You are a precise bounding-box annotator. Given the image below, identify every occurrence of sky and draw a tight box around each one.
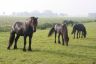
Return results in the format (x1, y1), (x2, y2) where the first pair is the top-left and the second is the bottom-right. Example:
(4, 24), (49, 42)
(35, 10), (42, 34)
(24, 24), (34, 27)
(0, 0), (96, 16)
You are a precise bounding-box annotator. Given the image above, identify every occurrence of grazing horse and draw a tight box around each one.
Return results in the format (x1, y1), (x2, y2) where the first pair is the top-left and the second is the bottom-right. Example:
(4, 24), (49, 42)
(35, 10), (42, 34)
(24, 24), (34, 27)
(7, 17), (38, 51)
(71, 24), (87, 39)
(48, 24), (69, 46)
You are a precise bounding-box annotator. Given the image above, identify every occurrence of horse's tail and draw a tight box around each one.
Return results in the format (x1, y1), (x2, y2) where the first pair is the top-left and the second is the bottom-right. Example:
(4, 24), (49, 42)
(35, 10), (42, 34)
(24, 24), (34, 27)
(48, 26), (55, 37)
(7, 31), (15, 49)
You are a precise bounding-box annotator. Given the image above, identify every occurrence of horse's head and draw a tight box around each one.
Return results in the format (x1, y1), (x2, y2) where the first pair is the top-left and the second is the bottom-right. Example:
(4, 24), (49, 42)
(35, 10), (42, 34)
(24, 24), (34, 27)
(28, 17), (38, 32)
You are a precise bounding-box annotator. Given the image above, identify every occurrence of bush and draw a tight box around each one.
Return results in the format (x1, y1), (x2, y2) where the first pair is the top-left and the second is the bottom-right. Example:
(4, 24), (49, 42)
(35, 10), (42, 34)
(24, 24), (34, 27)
(37, 23), (52, 30)
(37, 23), (57, 30)
(0, 25), (11, 32)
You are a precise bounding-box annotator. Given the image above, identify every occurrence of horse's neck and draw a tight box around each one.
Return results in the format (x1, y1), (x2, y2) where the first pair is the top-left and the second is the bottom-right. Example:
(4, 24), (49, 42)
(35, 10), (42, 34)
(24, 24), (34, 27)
(25, 21), (33, 31)
(62, 26), (68, 38)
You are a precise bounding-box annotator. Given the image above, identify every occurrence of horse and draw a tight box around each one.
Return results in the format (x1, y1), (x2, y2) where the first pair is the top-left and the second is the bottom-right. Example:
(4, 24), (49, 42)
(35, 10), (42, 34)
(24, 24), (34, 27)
(48, 24), (69, 46)
(71, 24), (87, 39)
(7, 17), (38, 51)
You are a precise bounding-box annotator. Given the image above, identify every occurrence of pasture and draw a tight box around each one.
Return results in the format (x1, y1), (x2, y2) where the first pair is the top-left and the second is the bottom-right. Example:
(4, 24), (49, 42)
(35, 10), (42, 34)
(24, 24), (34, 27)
(0, 16), (96, 64)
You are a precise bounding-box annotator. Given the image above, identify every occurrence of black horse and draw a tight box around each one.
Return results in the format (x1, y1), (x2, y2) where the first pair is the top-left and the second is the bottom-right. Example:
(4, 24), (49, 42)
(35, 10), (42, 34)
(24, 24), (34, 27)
(7, 17), (38, 51)
(48, 24), (69, 46)
(71, 24), (87, 39)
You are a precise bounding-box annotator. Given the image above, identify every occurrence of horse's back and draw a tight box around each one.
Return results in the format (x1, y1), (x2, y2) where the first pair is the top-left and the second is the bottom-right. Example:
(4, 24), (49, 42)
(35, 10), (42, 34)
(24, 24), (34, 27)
(54, 24), (67, 33)
(11, 21), (25, 35)
(54, 24), (62, 33)
(74, 24), (85, 31)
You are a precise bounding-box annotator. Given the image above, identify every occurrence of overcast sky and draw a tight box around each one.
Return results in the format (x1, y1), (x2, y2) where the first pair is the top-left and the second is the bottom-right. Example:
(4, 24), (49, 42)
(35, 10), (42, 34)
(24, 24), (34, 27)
(0, 0), (96, 16)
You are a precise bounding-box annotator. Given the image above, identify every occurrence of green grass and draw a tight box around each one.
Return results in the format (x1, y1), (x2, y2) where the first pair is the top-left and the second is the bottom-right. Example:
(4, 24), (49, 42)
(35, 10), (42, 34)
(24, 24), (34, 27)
(0, 22), (96, 64)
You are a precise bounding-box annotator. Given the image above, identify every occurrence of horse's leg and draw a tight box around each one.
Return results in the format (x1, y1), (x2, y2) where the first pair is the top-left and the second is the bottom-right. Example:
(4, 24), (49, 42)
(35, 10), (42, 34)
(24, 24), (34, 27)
(58, 33), (61, 44)
(28, 35), (32, 51)
(81, 32), (83, 38)
(23, 36), (27, 51)
(81, 32), (84, 38)
(7, 31), (15, 49)
(66, 41), (68, 46)
(62, 35), (64, 45)
(14, 35), (20, 49)
(73, 32), (75, 39)
(54, 31), (57, 43)
(79, 31), (80, 38)
(77, 31), (79, 39)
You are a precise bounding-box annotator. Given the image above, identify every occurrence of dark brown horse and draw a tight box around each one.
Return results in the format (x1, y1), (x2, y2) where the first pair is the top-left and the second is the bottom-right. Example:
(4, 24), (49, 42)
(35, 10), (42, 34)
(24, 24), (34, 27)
(48, 24), (69, 46)
(7, 17), (38, 51)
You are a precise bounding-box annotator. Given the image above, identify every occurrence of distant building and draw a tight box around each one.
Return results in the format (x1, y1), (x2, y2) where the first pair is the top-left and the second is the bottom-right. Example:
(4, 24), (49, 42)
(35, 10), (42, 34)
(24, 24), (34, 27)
(88, 13), (96, 18)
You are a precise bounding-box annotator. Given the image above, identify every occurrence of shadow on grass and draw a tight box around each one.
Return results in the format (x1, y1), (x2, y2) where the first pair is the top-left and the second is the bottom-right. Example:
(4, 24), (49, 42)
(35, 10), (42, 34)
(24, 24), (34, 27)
(20, 48), (96, 61)
(9, 48), (41, 52)
(7, 44), (96, 58)
(6, 43), (96, 61)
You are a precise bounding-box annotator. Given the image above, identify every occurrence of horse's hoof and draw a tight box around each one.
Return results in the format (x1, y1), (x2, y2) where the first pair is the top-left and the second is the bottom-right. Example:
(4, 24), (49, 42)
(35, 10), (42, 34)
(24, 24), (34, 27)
(7, 47), (10, 50)
(66, 44), (68, 46)
(14, 48), (18, 50)
(28, 48), (32, 51)
(58, 42), (61, 44)
(58, 41), (61, 44)
(62, 44), (64, 45)
(23, 49), (26, 51)
(14, 47), (17, 49)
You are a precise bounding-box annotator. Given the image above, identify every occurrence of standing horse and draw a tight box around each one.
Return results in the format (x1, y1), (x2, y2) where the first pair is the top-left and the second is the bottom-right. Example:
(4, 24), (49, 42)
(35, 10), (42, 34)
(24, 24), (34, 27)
(7, 17), (38, 51)
(71, 24), (87, 39)
(48, 24), (69, 46)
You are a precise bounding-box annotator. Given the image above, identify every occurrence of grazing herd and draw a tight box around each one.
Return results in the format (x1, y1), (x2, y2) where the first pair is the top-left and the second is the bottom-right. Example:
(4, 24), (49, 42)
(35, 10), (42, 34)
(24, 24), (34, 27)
(7, 17), (87, 51)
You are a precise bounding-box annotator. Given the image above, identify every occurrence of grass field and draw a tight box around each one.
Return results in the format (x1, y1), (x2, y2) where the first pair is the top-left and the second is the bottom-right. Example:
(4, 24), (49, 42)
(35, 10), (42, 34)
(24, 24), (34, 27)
(0, 21), (96, 64)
